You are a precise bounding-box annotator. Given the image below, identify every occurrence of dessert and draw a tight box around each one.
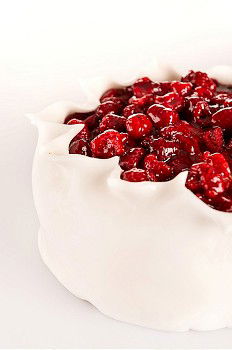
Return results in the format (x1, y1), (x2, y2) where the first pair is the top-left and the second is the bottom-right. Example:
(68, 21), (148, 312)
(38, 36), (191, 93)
(30, 66), (232, 331)
(65, 71), (232, 213)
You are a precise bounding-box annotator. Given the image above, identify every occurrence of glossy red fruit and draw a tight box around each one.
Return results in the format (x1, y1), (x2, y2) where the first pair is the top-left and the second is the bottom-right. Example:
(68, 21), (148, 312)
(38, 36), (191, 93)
(144, 154), (172, 181)
(90, 130), (126, 158)
(69, 139), (91, 156)
(160, 121), (199, 140)
(84, 114), (100, 130)
(211, 93), (232, 108)
(126, 113), (153, 139)
(202, 127), (224, 153)
(181, 70), (217, 92)
(132, 77), (155, 97)
(96, 100), (120, 117)
(99, 114), (126, 132)
(212, 107), (232, 129)
(210, 191), (232, 212)
(170, 81), (192, 96)
(123, 104), (142, 117)
(119, 147), (145, 170)
(194, 86), (214, 98)
(121, 168), (148, 182)
(174, 134), (201, 160)
(169, 153), (193, 175)
(147, 104), (179, 128)
(185, 96), (211, 126)
(158, 82), (172, 95)
(129, 94), (154, 107)
(186, 153), (231, 198)
(154, 92), (184, 111)
(142, 136), (180, 161)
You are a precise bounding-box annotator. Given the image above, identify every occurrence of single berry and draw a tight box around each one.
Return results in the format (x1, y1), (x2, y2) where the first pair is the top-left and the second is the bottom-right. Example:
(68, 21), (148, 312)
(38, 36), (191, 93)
(132, 77), (155, 97)
(170, 81), (192, 96)
(90, 130), (126, 158)
(126, 113), (153, 139)
(147, 104), (179, 128)
(96, 100), (120, 117)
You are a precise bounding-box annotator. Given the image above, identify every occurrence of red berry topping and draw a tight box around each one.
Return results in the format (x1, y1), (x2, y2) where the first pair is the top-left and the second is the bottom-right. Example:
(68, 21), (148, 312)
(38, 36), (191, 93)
(128, 94), (154, 107)
(119, 147), (145, 170)
(126, 113), (152, 139)
(132, 77), (155, 97)
(202, 127), (224, 153)
(154, 92), (184, 111)
(121, 168), (148, 182)
(147, 104), (179, 128)
(96, 101), (120, 117)
(144, 154), (172, 181)
(194, 86), (214, 98)
(99, 113), (126, 132)
(186, 153), (231, 198)
(123, 104), (142, 117)
(90, 130), (126, 158)
(64, 70), (232, 212)
(182, 70), (217, 92)
(212, 107), (232, 130)
(171, 81), (192, 96)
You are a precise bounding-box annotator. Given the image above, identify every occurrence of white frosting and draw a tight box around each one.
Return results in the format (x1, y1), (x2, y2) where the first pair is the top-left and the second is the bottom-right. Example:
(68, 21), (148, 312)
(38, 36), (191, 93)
(30, 65), (232, 331)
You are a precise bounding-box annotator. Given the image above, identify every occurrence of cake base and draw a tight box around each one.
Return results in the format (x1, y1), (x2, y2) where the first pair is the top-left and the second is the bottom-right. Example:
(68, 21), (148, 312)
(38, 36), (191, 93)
(38, 227), (232, 332)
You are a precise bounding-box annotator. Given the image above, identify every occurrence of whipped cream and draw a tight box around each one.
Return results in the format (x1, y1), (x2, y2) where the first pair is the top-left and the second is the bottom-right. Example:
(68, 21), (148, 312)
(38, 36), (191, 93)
(30, 65), (232, 331)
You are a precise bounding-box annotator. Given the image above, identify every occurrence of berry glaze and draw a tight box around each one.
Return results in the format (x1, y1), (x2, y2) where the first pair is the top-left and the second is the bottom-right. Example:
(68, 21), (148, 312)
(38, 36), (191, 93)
(64, 71), (232, 213)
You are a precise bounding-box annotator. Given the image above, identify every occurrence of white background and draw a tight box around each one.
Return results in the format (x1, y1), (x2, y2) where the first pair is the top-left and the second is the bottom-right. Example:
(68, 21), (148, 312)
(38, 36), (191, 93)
(1, 0), (232, 347)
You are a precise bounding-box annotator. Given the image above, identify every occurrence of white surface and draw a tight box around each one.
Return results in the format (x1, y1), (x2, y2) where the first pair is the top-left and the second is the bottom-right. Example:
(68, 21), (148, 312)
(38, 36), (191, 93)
(1, 0), (232, 347)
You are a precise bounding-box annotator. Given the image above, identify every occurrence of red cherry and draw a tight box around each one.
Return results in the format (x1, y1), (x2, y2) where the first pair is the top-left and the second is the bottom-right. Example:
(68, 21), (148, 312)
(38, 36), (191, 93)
(147, 104), (179, 128)
(170, 81), (192, 96)
(126, 113), (153, 139)
(96, 101), (120, 117)
(90, 130), (126, 158)
(132, 77), (155, 97)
